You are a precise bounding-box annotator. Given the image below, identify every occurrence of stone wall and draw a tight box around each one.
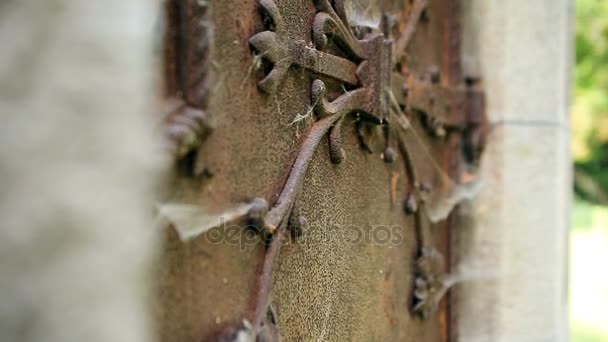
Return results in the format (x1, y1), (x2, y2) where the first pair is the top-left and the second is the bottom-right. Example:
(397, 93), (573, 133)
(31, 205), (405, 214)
(457, 0), (572, 341)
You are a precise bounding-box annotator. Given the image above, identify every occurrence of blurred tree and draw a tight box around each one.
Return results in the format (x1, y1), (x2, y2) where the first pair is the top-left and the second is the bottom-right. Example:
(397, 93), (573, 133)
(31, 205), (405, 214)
(573, 0), (608, 203)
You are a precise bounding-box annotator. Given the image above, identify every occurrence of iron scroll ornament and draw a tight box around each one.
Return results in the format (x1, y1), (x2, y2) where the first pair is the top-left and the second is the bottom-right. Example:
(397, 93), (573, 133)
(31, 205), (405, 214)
(167, 0), (489, 340)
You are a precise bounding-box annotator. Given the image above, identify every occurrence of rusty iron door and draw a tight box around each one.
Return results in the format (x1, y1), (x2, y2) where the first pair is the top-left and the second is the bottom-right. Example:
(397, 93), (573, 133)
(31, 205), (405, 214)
(157, 0), (486, 341)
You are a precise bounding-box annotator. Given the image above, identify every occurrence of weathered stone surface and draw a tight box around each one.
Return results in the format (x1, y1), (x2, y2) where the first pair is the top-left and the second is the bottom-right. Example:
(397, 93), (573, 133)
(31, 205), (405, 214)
(457, 0), (571, 340)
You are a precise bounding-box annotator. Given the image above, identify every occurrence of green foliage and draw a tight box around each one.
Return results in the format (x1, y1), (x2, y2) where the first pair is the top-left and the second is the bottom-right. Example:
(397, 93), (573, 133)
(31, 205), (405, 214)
(573, 0), (608, 203)
(572, 3), (608, 341)
(575, 0), (608, 95)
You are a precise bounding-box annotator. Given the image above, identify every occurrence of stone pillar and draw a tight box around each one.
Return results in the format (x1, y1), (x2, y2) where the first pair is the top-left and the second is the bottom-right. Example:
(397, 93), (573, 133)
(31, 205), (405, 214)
(457, 0), (572, 341)
(0, 1), (162, 341)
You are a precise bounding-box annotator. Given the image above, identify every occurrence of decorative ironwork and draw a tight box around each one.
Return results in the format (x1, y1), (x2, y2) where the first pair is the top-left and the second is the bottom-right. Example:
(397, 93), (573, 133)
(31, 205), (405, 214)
(162, 0), (213, 160)
(240, 0), (484, 333)
(164, 0), (489, 338)
(413, 247), (447, 319)
(240, 0), (487, 335)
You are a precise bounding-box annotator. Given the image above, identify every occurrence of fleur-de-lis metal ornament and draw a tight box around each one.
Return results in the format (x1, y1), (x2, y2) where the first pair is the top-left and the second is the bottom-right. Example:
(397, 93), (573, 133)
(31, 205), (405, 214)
(160, 0), (487, 339)
(241, 0), (487, 334)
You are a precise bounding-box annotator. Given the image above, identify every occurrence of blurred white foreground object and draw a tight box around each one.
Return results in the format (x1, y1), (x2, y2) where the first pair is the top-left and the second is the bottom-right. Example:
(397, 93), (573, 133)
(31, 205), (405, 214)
(0, 1), (162, 341)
